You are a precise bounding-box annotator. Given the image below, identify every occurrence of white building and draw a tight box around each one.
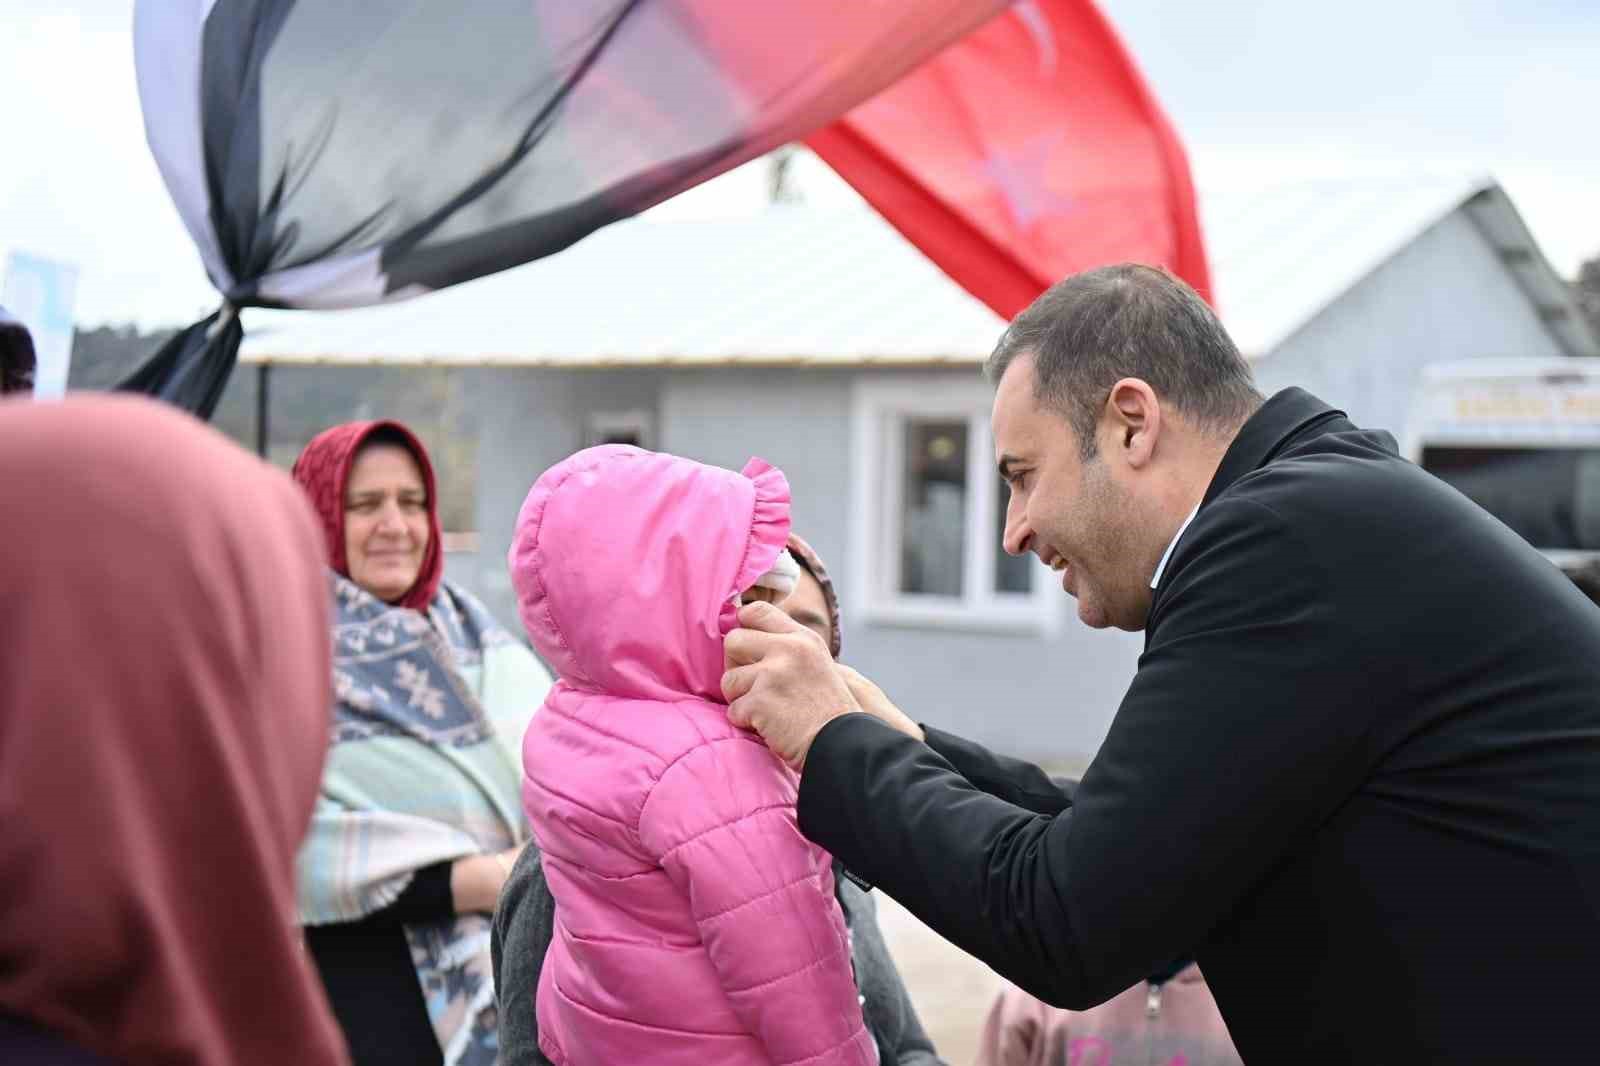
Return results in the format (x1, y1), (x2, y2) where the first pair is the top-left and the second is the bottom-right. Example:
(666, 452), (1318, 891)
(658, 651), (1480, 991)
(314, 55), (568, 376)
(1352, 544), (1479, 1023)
(243, 175), (1596, 762)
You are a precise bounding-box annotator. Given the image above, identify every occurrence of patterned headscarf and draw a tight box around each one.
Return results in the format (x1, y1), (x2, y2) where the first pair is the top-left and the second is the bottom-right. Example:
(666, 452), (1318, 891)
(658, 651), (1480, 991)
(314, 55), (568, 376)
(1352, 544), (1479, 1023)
(786, 533), (842, 659)
(292, 420), (444, 610)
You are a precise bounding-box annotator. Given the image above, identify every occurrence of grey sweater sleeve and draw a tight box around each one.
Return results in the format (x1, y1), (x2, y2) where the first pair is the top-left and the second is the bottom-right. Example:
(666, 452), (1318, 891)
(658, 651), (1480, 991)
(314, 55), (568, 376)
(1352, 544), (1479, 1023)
(838, 879), (949, 1066)
(491, 846), (557, 1066)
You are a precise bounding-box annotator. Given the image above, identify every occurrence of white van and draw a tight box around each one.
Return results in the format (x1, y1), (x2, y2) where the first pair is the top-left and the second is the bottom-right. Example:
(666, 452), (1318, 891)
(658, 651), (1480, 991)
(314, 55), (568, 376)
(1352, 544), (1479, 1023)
(1402, 359), (1600, 571)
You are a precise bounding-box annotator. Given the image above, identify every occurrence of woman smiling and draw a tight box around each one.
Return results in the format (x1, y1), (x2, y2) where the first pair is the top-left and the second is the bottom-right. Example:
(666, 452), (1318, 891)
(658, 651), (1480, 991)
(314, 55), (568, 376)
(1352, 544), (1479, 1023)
(292, 420), (552, 1066)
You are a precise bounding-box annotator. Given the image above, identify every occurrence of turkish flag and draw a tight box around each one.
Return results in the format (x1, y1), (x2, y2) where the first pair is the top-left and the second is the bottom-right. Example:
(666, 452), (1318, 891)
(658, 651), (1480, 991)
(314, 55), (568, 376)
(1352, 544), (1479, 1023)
(807, 0), (1212, 317)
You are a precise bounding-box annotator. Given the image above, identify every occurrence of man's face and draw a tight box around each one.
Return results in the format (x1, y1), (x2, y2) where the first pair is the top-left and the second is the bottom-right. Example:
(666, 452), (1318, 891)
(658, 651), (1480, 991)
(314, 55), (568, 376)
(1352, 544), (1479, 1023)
(993, 356), (1155, 631)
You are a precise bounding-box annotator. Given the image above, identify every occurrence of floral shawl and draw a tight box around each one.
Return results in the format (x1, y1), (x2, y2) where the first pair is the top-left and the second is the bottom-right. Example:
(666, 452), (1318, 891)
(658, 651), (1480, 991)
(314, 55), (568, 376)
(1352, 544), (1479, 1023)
(298, 574), (551, 1065)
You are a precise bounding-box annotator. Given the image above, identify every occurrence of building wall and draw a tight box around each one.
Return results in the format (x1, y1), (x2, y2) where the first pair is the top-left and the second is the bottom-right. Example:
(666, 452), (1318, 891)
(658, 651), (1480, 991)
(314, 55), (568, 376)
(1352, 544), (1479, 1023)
(462, 366), (669, 628)
(1251, 209), (1569, 437)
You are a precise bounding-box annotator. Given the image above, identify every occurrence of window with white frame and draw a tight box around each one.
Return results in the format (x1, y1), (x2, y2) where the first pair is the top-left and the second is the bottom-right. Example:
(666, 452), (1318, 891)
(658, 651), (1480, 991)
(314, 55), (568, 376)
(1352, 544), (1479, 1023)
(852, 378), (1057, 632)
(585, 410), (654, 450)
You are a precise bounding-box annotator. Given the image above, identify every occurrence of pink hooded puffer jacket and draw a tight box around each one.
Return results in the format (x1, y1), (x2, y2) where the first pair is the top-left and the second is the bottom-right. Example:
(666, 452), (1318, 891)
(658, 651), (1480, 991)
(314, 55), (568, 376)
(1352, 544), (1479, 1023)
(510, 446), (875, 1066)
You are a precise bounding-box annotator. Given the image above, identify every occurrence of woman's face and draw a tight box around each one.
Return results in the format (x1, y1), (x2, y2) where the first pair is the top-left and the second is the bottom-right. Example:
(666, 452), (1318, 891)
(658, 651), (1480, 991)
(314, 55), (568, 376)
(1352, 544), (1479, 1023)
(780, 569), (834, 653)
(344, 443), (429, 603)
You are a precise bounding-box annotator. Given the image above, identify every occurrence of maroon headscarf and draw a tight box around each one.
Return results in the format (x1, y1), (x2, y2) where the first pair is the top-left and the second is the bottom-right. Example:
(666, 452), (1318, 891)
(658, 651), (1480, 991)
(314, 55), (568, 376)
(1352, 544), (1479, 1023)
(0, 395), (346, 1066)
(786, 533), (842, 659)
(291, 420), (444, 610)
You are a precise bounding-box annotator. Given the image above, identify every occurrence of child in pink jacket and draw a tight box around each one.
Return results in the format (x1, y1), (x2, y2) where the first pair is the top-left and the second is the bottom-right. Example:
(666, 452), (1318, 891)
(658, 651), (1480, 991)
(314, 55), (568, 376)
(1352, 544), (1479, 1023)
(510, 446), (876, 1066)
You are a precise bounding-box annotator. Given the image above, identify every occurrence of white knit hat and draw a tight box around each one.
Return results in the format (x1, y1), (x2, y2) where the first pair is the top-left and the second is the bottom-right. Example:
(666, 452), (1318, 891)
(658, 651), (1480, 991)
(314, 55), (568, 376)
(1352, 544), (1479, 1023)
(747, 548), (802, 598)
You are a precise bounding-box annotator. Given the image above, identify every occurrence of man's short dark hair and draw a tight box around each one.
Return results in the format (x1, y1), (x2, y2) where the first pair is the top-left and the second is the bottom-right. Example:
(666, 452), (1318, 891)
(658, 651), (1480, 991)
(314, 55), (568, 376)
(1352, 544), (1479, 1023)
(985, 264), (1261, 456)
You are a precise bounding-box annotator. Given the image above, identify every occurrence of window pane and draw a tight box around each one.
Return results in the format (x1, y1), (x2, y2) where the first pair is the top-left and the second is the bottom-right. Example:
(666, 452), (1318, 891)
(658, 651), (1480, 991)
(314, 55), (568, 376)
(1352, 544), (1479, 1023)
(1421, 446), (1600, 550)
(995, 477), (1032, 594)
(586, 413), (650, 450)
(899, 419), (968, 597)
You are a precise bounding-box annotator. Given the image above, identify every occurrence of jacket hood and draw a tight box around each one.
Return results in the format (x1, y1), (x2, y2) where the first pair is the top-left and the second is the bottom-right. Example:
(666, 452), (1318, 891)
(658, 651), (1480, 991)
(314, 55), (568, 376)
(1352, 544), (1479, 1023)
(509, 446), (791, 701)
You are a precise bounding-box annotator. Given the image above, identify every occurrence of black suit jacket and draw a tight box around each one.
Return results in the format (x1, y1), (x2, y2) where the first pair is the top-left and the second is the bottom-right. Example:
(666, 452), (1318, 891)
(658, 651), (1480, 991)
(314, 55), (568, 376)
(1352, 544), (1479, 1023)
(799, 388), (1600, 1063)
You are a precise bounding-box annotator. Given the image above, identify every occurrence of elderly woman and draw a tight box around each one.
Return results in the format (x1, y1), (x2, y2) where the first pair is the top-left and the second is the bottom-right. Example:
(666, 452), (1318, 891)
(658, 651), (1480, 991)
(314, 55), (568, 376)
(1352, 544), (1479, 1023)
(292, 420), (552, 1066)
(0, 396), (344, 1066)
(490, 533), (947, 1066)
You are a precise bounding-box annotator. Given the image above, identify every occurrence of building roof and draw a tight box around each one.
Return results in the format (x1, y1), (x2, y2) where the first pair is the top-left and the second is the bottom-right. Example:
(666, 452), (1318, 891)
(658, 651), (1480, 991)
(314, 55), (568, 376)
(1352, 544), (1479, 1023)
(245, 205), (1004, 367)
(240, 174), (1596, 366)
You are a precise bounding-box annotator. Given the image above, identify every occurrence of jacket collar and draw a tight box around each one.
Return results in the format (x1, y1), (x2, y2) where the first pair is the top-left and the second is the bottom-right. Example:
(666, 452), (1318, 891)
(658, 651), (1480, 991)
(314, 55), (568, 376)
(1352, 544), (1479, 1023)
(1201, 387), (1347, 508)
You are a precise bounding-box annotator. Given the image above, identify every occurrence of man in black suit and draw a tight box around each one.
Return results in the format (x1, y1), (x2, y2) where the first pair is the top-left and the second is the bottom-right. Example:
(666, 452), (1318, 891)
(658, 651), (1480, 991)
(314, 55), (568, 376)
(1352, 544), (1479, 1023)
(721, 264), (1600, 1062)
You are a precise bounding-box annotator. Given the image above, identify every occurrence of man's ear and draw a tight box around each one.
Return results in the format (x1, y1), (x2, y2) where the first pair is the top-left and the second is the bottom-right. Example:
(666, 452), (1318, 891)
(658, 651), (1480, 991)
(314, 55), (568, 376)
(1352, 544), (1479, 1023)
(1104, 378), (1161, 469)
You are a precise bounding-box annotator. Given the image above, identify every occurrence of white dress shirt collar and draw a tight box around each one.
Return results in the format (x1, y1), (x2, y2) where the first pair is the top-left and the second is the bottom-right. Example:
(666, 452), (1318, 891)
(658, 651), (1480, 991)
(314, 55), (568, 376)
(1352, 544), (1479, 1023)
(1150, 505), (1201, 589)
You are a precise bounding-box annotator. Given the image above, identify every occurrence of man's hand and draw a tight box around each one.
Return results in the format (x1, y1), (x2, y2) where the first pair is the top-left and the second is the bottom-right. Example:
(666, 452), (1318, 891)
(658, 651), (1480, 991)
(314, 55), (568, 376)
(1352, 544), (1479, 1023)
(723, 601), (861, 770)
(835, 664), (925, 742)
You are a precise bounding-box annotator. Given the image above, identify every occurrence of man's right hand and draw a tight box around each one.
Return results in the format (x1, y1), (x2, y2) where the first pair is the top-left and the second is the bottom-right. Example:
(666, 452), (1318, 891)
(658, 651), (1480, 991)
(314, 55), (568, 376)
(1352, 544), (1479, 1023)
(835, 664), (924, 742)
(723, 602), (860, 771)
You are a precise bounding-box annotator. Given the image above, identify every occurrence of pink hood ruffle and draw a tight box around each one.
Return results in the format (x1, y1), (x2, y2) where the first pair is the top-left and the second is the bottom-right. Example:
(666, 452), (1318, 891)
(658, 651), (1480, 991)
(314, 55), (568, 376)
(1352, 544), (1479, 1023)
(509, 445), (791, 703)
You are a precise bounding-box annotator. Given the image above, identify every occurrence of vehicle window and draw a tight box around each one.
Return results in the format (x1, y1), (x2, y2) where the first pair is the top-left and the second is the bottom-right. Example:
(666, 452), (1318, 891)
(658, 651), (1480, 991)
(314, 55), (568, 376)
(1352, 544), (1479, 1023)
(1420, 447), (1600, 551)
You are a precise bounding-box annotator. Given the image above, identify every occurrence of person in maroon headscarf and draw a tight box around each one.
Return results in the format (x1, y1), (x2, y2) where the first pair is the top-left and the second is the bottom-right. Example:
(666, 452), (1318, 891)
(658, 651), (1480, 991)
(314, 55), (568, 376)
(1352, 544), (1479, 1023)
(291, 421), (447, 612)
(0, 395), (345, 1066)
(291, 421), (551, 1066)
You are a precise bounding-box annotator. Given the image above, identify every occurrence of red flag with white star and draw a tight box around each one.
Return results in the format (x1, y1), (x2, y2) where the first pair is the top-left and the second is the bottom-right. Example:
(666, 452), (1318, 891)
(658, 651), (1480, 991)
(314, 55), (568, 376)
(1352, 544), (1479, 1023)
(806, 0), (1212, 317)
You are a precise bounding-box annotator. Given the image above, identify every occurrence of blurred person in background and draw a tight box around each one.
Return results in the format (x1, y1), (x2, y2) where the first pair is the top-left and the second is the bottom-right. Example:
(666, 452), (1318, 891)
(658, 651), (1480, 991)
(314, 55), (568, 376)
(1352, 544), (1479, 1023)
(491, 532), (946, 1066)
(0, 395), (345, 1065)
(0, 304), (35, 395)
(977, 957), (1240, 1066)
(292, 420), (552, 1066)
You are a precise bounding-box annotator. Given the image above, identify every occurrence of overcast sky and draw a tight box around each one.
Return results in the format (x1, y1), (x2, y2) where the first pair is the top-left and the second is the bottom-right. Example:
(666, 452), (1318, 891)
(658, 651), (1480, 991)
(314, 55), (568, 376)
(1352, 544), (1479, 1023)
(2, 0), (1594, 328)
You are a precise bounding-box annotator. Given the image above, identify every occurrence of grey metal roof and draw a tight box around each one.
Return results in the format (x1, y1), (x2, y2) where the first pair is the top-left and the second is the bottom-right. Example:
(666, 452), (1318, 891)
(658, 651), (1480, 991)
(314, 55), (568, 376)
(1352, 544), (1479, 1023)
(240, 174), (1595, 366)
(241, 206), (1003, 367)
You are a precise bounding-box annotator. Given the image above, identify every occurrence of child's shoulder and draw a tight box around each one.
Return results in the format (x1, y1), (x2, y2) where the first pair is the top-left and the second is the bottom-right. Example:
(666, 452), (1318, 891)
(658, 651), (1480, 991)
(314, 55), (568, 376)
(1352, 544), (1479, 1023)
(637, 703), (800, 834)
(653, 697), (765, 759)
(531, 690), (758, 771)
(641, 700), (792, 791)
